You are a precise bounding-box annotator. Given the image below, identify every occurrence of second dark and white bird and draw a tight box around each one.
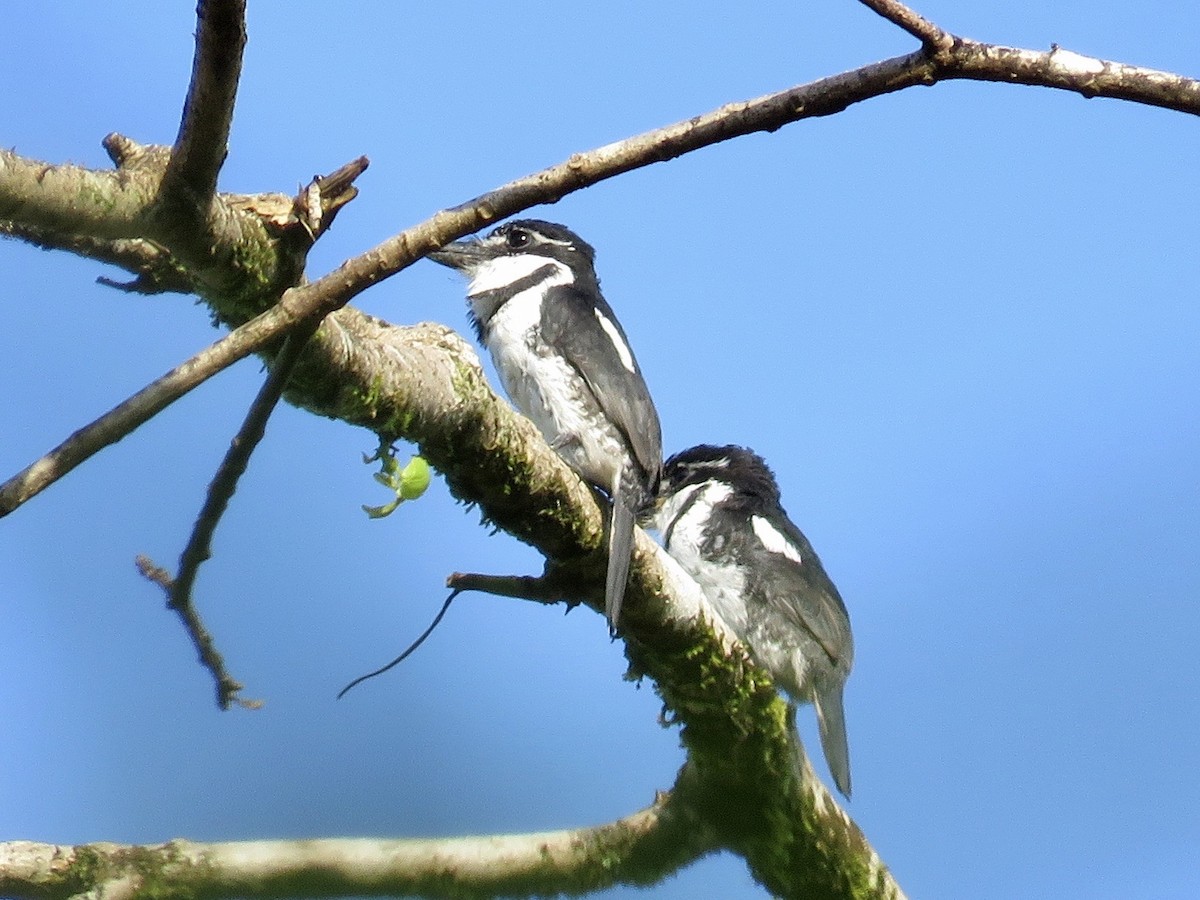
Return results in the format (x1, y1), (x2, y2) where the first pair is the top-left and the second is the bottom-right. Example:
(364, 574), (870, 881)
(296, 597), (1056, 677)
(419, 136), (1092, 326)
(652, 444), (854, 797)
(428, 220), (662, 630)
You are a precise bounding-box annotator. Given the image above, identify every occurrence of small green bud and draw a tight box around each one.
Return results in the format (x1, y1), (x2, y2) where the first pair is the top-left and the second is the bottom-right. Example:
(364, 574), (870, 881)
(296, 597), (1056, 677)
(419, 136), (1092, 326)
(398, 456), (431, 500)
(362, 446), (432, 518)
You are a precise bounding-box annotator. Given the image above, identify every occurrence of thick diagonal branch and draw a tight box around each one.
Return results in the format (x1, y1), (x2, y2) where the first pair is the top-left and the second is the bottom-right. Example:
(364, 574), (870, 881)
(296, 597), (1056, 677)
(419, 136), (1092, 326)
(12, 35), (1180, 517)
(5, 35), (1195, 328)
(0, 288), (323, 517)
(268, 313), (900, 896)
(0, 156), (368, 518)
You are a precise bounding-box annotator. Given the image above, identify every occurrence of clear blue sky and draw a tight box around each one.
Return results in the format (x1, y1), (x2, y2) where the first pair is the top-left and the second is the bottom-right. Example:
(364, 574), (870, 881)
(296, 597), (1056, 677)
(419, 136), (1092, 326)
(2, 2), (1198, 898)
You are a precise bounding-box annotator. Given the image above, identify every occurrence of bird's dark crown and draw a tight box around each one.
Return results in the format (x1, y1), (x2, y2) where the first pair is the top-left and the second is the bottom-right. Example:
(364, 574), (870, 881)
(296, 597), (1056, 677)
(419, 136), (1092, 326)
(662, 444), (782, 505)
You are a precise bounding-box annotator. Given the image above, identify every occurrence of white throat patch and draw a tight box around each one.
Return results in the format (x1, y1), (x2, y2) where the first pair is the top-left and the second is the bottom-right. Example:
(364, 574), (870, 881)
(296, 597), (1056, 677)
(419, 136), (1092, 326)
(466, 254), (572, 298)
(655, 480), (750, 634)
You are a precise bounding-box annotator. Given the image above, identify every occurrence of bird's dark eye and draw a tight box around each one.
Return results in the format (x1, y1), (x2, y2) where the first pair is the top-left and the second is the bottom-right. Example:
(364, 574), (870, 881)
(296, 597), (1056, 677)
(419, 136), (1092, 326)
(505, 228), (531, 251)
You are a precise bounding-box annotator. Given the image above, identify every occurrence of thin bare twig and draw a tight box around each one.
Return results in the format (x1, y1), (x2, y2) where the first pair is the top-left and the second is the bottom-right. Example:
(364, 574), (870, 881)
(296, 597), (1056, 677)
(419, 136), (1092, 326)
(135, 555), (255, 709)
(445, 571), (577, 605)
(139, 321), (322, 708)
(337, 571), (590, 699)
(250, 37), (1200, 322)
(857, 0), (951, 49)
(160, 0), (246, 214)
(172, 324), (319, 606)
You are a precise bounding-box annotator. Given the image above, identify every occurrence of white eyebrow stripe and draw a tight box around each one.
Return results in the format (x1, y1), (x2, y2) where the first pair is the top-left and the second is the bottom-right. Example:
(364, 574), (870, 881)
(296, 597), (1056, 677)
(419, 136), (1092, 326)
(752, 515), (804, 565)
(594, 308), (636, 373)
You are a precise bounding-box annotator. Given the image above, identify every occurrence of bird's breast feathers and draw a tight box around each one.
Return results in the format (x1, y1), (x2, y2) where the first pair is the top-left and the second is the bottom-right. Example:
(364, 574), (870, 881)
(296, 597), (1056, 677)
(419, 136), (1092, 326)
(483, 282), (625, 491)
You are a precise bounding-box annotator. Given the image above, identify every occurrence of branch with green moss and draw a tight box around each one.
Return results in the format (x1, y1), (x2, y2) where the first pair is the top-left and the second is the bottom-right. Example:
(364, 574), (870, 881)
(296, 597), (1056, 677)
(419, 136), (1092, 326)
(0, 608), (899, 900)
(0, 790), (716, 900)
(0, 305), (906, 897)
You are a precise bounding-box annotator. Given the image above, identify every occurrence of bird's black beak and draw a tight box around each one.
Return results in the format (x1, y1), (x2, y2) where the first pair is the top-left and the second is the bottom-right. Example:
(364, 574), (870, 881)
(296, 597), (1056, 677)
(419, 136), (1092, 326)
(427, 239), (490, 273)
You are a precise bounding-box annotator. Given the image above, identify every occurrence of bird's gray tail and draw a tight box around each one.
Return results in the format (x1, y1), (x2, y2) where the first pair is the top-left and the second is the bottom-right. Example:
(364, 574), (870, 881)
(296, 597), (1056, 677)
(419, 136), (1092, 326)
(605, 484), (637, 631)
(814, 682), (852, 799)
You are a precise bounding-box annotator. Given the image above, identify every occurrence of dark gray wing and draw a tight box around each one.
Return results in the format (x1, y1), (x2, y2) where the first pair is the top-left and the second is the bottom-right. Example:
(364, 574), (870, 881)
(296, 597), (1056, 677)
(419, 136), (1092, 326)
(540, 285), (663, 486)
(722, 502), (854, 795)
(736, 507), (853, 675)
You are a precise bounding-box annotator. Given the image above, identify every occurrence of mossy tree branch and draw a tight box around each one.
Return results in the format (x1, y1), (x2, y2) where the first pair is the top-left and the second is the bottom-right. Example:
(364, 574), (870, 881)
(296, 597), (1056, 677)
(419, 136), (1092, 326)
(0, 788), (717, 900)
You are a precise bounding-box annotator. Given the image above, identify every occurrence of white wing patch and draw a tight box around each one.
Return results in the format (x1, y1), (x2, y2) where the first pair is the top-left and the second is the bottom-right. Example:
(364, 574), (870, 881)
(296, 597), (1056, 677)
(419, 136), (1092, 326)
(594, 308), (636, 374)
(466, 255), (570, 297)
(752, 516), (804, 565)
